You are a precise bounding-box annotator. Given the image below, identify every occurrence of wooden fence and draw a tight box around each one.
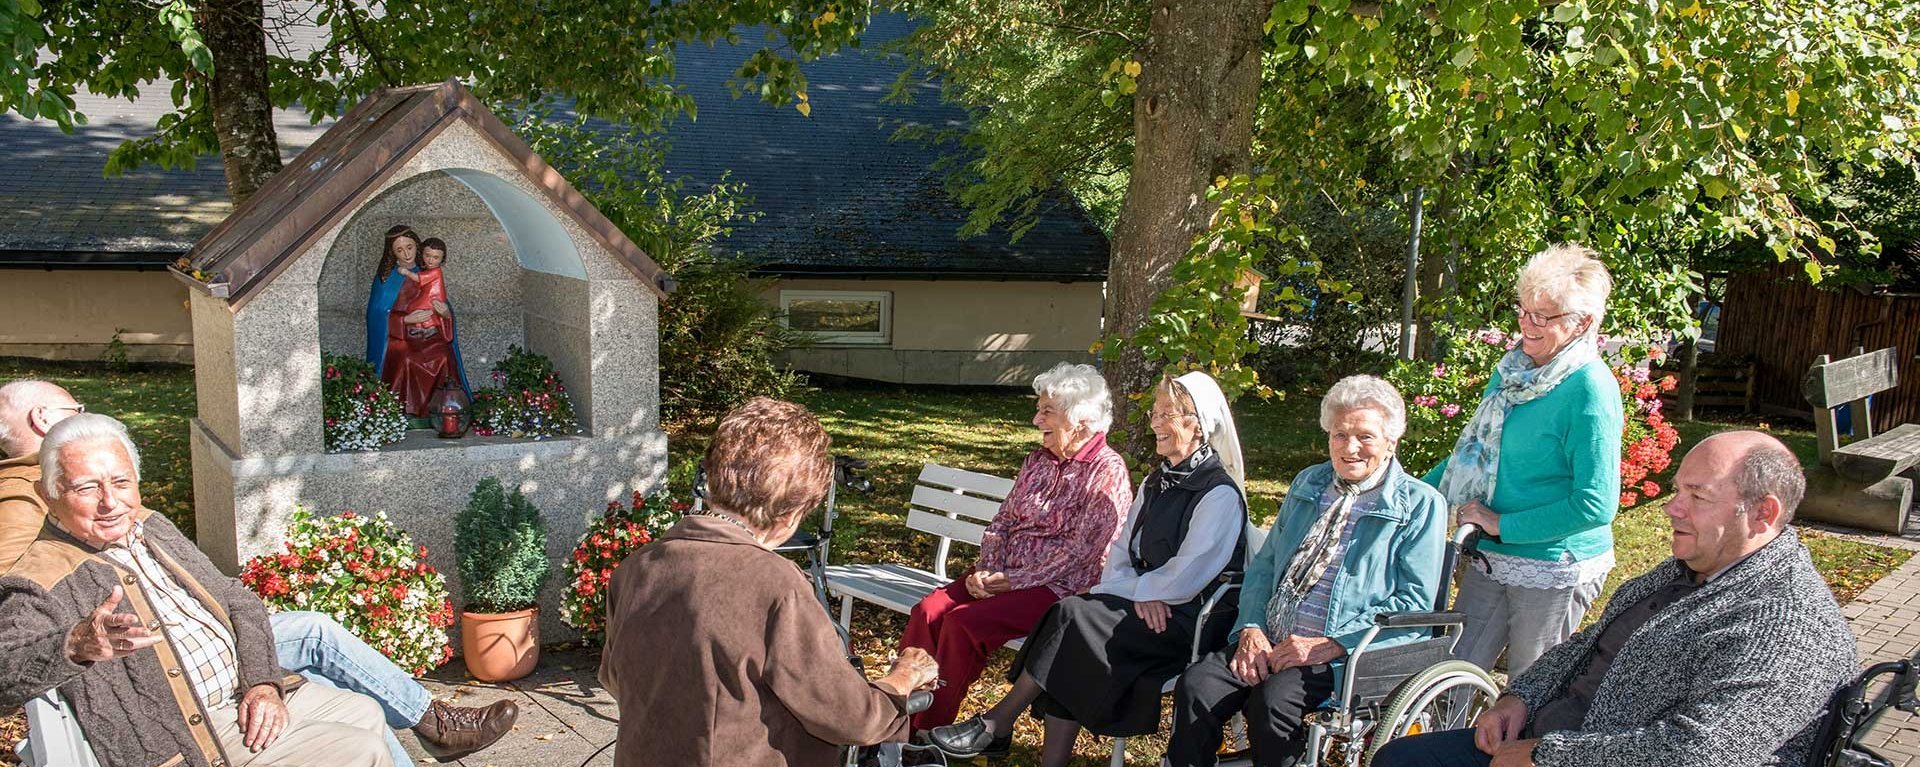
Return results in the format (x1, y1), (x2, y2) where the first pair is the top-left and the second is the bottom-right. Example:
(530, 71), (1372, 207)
(1716, 265), (1920, 433)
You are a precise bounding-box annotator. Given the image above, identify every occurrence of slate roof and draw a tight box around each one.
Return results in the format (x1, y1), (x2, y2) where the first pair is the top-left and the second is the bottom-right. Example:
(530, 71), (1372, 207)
(0, 14), (1109, 280)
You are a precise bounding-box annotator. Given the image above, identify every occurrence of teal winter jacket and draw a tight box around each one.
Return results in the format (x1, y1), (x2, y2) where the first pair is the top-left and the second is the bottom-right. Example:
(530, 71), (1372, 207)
(1233, 459), (1449, 660)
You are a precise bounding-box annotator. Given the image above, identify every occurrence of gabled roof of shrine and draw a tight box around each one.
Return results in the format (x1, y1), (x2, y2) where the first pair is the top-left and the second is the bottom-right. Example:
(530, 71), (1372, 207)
(175, 80), (672, 309)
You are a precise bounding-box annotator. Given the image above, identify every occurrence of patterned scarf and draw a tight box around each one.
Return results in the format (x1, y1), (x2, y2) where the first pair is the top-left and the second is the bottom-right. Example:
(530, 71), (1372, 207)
(1264, 460), (1391, 639)
(1435, 335), (1599, 510)
(1153, 442), (1219, 494)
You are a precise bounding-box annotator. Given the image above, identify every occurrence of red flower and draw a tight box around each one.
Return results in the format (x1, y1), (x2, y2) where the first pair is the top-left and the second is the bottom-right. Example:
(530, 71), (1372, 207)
(1641, 480), (1661, 497)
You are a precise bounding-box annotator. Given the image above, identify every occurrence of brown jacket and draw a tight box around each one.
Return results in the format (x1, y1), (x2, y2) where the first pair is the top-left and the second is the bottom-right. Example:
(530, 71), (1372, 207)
(0, 452), (44, 571)
(0, 508), (297, 767)
(599, 515), (911, 767)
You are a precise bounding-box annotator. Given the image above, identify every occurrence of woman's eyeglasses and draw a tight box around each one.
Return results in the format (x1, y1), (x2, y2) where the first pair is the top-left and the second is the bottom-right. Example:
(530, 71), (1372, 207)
(1514, 304), (1577, 326)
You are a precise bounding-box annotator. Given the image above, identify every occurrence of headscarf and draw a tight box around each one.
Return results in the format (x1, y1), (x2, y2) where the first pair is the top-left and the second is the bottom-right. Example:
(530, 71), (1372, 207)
(1169, 371), (1246, 503)
(1436, 334), (1600, 509)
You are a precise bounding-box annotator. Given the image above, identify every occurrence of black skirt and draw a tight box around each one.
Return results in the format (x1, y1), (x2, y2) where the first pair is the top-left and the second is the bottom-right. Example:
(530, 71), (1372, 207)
(1008, 591), (1235, 737)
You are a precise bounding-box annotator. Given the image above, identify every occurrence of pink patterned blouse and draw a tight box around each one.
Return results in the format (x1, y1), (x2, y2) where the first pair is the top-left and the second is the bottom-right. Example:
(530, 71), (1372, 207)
(974, 433), (1132, 597)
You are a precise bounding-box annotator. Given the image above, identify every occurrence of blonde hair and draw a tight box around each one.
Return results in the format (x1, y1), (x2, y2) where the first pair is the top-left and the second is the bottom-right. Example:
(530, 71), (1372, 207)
(1515, 243), (1612, 333)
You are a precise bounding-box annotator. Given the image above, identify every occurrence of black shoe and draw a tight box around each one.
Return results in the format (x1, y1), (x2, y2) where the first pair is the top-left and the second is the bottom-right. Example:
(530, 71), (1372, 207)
(928, 716), (1010, 758)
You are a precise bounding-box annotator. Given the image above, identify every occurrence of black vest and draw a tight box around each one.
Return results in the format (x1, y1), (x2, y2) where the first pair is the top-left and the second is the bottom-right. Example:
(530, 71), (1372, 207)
(1130, 462), (1247, 586)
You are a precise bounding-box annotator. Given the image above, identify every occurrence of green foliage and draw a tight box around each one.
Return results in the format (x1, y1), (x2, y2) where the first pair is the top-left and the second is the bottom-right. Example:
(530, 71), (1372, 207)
(102, 327), (132, 373)
(1382, 326), (1513, 473)
(468, 345), (579, 440)
(508, 108), (805, 431)
(455, 477), (550, 614)
(8, 1), (882, 183)
(320, 353), (407, 453)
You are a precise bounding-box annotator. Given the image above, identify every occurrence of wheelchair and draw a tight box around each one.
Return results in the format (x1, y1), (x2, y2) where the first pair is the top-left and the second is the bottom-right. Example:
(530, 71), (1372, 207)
(1813, 653), (1919, 767)
(1208, 524), (1502, 767)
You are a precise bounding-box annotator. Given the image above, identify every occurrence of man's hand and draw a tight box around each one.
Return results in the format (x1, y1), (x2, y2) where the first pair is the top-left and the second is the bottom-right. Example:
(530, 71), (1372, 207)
(1266, 634), (1345, 672)
(1230, 630), (1274, 685)
(238, 684), (288, 752)
(1489, 737), (1540, 767)
(978, 572), (1013, 595)
(1134, 600), (1171, 634)
(1459, 500), (1500, 536)
(65, 587), (162, 664)
(1474, 695), (1530, 755)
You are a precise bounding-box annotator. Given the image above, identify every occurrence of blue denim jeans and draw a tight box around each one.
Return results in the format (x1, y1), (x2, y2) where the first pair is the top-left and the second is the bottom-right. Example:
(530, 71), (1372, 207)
(1370, 728), (1493, 767)
(270, 611), (429, 767)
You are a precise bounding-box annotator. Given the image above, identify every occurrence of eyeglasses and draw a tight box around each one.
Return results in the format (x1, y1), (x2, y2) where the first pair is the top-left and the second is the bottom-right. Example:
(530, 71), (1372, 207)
(47, 403), (85, 415)
(1514, 304), (1579, 326)
(1149, 409), (1195, 424)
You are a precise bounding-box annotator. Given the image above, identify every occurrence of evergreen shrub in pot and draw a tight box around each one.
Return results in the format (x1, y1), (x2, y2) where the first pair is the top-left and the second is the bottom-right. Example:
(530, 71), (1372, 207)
(455, 477), (551, 681)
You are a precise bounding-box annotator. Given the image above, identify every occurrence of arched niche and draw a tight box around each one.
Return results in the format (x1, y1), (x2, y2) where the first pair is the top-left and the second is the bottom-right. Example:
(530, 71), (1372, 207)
(315, 168), (596, 434)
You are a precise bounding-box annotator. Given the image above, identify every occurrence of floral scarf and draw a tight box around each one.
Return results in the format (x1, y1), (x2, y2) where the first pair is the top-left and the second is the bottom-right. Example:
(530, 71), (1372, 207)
(1436, 334), (1599, 510)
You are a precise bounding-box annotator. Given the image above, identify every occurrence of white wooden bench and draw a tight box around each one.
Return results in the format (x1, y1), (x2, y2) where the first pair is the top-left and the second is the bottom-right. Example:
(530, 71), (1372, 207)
(823, 463), (1023, 648)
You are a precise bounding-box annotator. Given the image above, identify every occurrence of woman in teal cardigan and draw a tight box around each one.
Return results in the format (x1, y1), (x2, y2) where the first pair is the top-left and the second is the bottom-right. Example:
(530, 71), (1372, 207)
(1166, 375), (1447, 766)
(1425, 244), (1623, 677)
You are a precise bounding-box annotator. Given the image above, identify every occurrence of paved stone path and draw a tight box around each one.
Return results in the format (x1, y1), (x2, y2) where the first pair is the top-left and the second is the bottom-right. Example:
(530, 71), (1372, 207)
(408, 534), (1920, 767)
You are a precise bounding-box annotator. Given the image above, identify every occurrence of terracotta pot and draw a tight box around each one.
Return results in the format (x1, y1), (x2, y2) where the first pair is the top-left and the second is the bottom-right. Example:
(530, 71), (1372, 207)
(459, 606), (540, 682)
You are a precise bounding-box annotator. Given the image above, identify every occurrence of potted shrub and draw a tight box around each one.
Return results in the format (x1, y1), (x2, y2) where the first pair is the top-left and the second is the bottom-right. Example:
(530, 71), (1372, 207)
(455, 477), (551, 681)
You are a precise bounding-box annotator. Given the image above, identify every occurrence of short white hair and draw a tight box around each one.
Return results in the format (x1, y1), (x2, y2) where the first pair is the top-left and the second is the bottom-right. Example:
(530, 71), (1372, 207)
(1032, 362), (1114, 433)
(1319, 375), (1407, 442)
(0, 379), (68, 457)
(38, 414), (141, 498)
(1515, 243), (1613, 333)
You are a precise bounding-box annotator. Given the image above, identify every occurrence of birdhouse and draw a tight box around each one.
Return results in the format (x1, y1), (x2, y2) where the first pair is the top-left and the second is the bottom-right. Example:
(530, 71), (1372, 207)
(1236, 267), (1267, 317)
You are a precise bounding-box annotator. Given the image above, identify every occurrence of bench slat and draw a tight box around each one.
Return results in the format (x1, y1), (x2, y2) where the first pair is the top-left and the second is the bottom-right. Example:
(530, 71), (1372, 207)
(918, 464), (1016, 499)
(906, 508), (987, 546)
(911, 485), (1004, 523)
(824, 563), (1025, 651)
(1833, 423), (1920, 483)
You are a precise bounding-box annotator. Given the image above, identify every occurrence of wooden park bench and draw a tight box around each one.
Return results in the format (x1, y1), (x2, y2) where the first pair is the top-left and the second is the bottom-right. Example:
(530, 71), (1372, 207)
(1800, 348), (1918, 533)
(823, 463), (1025, 648)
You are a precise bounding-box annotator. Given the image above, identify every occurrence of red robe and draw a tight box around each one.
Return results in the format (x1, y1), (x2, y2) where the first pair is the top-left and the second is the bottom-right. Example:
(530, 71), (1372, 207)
(381, 269), (456, 417)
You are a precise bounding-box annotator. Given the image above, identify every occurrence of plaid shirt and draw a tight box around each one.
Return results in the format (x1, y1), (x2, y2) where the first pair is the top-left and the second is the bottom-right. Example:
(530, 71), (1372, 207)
(99, 523), (241, 710)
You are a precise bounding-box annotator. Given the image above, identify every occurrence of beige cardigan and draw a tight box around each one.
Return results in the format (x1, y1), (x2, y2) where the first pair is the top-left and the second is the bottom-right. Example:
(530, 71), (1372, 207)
(599, 514), (911, 767)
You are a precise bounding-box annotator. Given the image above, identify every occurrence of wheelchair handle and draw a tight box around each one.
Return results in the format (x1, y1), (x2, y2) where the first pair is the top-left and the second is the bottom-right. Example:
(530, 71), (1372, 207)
(834, 453), (874, 494)
(905, 691), (935, 715)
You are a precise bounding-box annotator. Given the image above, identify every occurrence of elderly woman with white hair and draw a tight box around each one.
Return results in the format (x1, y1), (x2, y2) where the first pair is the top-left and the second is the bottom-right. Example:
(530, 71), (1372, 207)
(1167, 375), (1447, 766)
(1425, 244), (1624, 677)
(896, 362), (1133, 731)
(932, 371), (1247, 766)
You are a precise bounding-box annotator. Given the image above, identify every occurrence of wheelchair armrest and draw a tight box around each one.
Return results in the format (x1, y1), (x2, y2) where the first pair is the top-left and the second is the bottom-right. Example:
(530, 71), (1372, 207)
(1374, 610), (1467, 629)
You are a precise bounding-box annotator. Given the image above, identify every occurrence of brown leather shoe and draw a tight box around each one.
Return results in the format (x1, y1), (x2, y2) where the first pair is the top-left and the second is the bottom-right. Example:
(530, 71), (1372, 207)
(413, 698), (520, 762)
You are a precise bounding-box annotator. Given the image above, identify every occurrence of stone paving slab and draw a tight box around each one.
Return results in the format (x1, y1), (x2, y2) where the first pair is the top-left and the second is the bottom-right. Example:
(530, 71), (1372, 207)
(1844, 550), (1920, 765)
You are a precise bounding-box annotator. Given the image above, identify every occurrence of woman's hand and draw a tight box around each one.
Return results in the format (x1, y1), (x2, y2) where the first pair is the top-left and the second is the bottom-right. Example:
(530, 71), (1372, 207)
(1473, 695), (1530, 754)
(876, 647), (941, 695)
(1459, 500), (1500, 536)
(964, 571), (992, 599)
(1266, 634), (1345, 672)
(1231, 630), (1274, 685)
(1134, 600), (1171, 634)
(404, 309), (435, 324)
(978, 572), (1012, 595)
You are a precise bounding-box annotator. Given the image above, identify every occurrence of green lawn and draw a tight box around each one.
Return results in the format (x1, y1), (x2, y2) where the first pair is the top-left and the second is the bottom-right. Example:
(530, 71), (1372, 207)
(3, 360), (1907, 767)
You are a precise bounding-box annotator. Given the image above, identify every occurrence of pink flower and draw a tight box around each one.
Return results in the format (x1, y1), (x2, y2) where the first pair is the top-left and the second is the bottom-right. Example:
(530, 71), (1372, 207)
(1441, 403), (1462, 418)
(1431, 365), (1448, 378)
(1414, 395), (1440, 408)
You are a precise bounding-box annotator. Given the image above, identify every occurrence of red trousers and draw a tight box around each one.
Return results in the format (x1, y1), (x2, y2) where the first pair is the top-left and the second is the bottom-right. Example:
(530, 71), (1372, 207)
(900, 579), (1060, 729)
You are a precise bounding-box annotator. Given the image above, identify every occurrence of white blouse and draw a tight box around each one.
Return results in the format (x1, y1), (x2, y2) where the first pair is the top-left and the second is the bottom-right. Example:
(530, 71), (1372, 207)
(1090, 484), (1243, 605)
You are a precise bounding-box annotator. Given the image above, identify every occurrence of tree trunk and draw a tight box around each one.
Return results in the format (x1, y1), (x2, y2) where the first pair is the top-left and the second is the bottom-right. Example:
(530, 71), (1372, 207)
(1103, 0), (1270, 460)
(202, 0), (282, 203)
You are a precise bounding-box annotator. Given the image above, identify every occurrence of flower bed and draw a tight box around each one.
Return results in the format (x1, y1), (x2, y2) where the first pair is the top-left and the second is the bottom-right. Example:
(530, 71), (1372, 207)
(1389, 329), (1681, 509)
(321, 354), (407, 452)
(241, 508), (455, 674)
(562, 491), (686, 639)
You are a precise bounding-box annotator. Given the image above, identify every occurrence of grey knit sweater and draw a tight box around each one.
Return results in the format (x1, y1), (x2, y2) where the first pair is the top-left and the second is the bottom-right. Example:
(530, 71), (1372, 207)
(1508, 528), (1857, 767)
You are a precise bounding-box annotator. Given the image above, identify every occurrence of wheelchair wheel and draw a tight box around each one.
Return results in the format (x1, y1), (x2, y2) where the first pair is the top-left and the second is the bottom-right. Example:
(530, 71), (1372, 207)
(1364, 659), (1500, 765)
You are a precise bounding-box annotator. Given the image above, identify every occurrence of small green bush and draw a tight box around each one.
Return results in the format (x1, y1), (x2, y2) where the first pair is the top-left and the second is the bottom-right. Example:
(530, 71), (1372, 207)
(455, 477), (551, 613)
